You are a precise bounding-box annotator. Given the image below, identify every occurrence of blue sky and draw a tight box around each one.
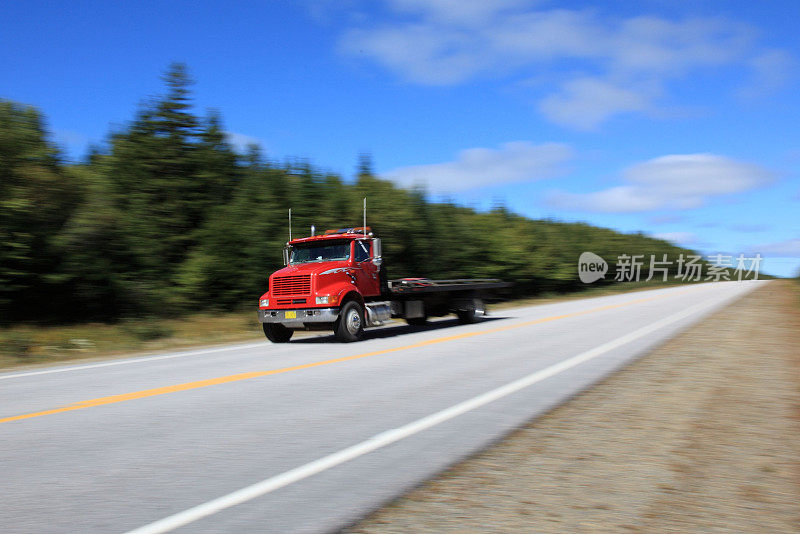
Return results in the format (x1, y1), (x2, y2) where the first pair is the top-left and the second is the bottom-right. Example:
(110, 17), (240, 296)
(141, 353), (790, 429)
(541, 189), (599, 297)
(2, 0), (798, 275)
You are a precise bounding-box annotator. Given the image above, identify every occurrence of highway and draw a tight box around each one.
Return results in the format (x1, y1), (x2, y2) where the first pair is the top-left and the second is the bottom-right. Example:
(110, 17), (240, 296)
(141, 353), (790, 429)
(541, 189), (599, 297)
(0, 281), (762, 533)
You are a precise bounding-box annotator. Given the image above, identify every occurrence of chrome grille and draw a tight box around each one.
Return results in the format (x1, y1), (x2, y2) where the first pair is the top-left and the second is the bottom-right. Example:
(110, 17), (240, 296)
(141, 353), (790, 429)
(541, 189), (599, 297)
(272, 275), (311, 296)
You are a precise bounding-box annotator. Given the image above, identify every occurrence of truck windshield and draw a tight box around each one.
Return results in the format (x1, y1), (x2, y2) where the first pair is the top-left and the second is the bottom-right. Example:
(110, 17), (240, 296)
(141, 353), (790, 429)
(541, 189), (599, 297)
(290, 240), (351, 264)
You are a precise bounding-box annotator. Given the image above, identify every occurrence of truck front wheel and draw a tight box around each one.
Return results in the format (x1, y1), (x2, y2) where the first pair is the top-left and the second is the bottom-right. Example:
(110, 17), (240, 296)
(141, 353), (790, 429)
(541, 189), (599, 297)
(335, 301), (365, 342)
(263, 323), (293, 343)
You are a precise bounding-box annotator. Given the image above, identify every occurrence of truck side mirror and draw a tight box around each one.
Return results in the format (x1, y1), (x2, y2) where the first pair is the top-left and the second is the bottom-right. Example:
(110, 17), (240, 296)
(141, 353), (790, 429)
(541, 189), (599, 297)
(372, 238), (382, 267)
(282, 246), (290, 266)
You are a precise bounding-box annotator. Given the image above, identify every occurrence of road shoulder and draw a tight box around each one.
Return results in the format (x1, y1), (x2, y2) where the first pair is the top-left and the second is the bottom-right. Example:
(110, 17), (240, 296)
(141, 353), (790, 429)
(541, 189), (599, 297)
(348, 280), (800, 533)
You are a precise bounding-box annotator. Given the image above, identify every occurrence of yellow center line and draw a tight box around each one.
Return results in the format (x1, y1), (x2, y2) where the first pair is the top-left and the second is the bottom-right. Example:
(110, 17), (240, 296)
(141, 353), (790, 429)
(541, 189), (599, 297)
(0, 289), (687, 425)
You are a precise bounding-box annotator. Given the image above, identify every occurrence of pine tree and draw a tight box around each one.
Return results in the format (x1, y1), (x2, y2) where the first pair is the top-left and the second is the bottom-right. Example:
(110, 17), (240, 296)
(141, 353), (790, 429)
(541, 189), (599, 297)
(99, 63), (240, 312)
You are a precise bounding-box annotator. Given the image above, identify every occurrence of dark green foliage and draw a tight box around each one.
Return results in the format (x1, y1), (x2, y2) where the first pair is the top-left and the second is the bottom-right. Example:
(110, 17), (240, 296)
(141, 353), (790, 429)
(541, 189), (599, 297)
(0, 65), (707, 324)
(91, 63), (242, 314)
(52, 165), (137, 318)
(0, 100), (81, 321)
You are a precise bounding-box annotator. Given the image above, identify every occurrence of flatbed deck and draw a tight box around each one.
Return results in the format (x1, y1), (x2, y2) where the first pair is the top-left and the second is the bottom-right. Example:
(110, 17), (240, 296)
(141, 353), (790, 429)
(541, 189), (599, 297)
(387, 278), (511, 296)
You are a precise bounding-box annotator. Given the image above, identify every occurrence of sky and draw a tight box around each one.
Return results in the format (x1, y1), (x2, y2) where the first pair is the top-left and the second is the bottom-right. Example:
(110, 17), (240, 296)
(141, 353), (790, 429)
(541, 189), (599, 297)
(2, 0), (798, 275)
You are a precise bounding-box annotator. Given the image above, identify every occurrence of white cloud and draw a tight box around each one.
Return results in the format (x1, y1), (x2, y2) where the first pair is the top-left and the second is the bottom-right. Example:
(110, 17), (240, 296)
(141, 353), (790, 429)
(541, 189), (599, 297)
(626, 154), (770, 196)
(388, 0), (529, 26)
(336, 2), (788, 128)
(342, 24), (484, 84)
(538, 77), (652, 130)
(755, 238), (800, 257)
(548, 153), (773, 213)
(549, 186), (661, 213)
(384, 141), (573, 192)
(609, 16), (749, 75)
(738, 49), (795, 98)
(730, 223), (770, 233)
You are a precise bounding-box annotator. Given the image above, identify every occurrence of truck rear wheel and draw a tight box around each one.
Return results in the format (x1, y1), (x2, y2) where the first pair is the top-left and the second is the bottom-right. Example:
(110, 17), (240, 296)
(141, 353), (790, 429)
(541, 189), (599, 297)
(335, 301), (365, 342)
(263, 323), (293, 343)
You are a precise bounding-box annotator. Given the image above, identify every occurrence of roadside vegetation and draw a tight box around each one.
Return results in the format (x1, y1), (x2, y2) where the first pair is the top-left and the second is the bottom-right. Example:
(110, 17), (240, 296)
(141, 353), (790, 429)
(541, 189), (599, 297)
(0, 310), (261, 370)
(1, 63), (744, 367)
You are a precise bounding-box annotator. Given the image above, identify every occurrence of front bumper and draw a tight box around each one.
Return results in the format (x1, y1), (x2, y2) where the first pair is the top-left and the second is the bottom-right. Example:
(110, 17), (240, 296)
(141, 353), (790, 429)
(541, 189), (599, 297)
(258, 307), (340, 325)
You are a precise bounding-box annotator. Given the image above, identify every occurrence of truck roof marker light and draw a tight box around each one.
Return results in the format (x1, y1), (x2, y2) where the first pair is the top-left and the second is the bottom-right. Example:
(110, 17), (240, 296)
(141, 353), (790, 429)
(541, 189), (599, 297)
(322, 226), (372, 236)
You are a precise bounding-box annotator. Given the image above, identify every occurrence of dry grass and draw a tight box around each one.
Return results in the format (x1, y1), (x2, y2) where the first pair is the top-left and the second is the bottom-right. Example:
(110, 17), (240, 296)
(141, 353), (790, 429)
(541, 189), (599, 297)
(0, 311), (263, 371)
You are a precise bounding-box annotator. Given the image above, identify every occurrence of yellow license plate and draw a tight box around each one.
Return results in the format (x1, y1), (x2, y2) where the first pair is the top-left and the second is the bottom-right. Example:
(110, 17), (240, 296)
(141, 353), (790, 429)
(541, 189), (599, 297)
(285, 311), (296, 319)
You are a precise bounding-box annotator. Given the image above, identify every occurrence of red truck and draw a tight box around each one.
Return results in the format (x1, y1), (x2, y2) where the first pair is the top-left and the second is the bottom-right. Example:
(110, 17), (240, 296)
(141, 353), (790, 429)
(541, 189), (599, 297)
(257, 225), (509, 342)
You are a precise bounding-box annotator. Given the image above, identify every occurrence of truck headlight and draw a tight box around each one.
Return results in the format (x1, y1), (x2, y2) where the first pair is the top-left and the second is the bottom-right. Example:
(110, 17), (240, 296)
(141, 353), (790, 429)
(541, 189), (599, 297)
(260, 299), (269, 307)
(316, 295), (338, 305)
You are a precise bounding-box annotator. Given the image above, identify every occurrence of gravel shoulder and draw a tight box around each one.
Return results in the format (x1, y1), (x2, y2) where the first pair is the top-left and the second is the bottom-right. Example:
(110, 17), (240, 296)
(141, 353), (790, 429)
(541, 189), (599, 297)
(348, 280), (800, 533)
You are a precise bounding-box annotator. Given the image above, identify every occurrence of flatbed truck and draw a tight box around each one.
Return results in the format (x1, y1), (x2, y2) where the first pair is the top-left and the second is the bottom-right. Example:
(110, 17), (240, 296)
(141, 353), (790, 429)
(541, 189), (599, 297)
(257, 225), (509, 342)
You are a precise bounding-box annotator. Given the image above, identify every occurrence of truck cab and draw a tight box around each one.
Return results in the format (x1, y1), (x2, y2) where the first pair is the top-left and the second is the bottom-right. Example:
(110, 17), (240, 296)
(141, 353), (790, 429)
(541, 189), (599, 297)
(258, 227), (385, 342)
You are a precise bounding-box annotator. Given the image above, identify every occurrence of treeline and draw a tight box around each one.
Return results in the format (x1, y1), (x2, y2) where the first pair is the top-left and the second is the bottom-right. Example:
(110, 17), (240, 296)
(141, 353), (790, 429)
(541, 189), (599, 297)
(1, 64), (698, 324)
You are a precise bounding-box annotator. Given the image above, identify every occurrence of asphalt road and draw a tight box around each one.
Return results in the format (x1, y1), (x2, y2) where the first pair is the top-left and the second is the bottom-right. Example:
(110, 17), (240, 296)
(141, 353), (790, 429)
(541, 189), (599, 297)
(0, 281), (763, 533)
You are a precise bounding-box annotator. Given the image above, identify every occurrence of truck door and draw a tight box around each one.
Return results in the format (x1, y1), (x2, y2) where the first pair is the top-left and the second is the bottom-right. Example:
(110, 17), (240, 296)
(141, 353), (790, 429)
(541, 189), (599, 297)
(353, 239), (381, 297)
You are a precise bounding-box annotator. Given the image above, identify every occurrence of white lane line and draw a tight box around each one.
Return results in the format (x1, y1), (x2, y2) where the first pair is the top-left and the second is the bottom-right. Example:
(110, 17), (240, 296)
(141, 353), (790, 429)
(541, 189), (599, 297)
(0, 342), (269, 381)
(124, 287), (749, 534)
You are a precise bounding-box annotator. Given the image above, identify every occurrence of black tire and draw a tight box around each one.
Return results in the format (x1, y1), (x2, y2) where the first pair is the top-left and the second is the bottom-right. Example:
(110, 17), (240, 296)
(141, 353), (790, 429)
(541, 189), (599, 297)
(263, 323), (293, 343)
(405, 316), (428, 326)
(335, 300), (365, 342)
(456, 308), (477, 324)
